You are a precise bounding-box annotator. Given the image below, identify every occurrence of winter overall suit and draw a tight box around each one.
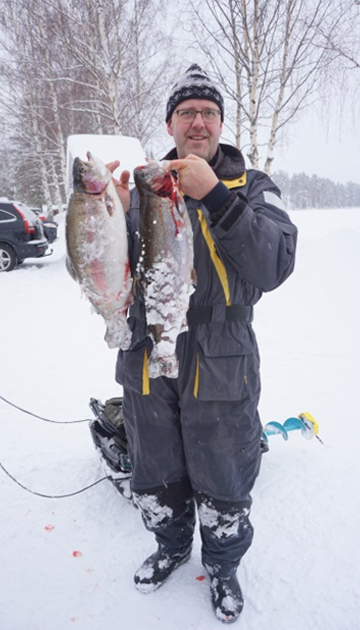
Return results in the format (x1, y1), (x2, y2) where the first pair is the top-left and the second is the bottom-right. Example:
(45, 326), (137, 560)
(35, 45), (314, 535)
(116, 143), (298, 578)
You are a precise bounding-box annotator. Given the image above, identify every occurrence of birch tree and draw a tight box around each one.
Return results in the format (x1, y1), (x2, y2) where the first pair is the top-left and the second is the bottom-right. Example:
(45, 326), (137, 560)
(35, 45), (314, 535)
(186, 0), (359, 173)
(0, 0), (174, 205)
(0, 0), (56, 205)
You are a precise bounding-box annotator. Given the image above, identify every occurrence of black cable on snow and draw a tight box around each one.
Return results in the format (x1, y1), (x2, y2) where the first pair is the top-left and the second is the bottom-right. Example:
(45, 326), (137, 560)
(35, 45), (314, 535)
(0, 394), (89, 424)
(0, 459), (111, 499)
(0, 395), (116, 498)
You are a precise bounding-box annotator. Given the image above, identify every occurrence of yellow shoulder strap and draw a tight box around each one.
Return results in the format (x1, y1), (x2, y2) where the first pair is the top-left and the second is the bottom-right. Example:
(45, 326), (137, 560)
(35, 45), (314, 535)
(221, 173), (247, 190)
(197, 209), (231, 306)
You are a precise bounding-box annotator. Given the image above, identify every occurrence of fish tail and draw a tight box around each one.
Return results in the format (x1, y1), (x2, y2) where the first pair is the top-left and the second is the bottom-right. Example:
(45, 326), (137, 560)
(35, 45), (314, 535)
(148, 348), (179, 379)
(104, 314), (132, 350)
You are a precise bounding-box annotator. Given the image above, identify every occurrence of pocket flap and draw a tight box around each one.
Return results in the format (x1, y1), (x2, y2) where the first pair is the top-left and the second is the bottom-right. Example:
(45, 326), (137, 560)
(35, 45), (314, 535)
(196, 321), (254, 357)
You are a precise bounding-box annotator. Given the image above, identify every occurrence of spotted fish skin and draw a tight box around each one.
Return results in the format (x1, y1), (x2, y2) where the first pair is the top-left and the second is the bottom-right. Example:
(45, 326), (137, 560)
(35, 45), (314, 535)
(66, 152), (132, 350)
(134, 161), (195, 378)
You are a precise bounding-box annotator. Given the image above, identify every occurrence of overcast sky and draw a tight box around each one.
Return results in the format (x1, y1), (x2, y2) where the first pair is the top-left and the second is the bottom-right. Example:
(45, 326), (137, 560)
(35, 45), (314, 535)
(275, 113), (360, 185)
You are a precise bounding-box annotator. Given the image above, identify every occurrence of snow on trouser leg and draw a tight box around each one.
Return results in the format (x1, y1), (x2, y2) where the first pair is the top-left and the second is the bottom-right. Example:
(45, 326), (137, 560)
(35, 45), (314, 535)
(195, 492), (254, 578)
(132, 479), (196, 556)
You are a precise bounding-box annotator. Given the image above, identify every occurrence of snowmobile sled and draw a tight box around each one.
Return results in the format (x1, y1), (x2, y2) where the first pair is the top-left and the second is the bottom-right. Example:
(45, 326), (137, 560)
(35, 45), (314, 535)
(89, 397), (132, 500)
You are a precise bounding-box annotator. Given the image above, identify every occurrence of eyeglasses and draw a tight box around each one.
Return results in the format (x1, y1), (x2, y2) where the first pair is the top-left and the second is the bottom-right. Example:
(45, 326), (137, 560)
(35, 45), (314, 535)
(175, 108), (221, 123)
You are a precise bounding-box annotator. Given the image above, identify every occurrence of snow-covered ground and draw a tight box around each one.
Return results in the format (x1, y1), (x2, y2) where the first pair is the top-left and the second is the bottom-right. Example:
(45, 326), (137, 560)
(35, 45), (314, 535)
(1, 208), (359, 630)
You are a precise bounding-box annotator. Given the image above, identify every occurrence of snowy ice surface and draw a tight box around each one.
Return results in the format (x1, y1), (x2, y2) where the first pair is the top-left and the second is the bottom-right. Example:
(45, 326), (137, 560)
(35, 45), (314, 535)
(1, 209), (360, 630)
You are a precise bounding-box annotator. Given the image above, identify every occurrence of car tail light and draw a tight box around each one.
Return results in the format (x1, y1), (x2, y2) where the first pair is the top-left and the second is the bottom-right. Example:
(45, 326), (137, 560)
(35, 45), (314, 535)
(14, 204), (35, 234)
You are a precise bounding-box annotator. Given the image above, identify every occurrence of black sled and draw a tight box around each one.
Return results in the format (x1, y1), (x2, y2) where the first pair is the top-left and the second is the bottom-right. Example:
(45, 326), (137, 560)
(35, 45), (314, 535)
(89, 397), (133, 501)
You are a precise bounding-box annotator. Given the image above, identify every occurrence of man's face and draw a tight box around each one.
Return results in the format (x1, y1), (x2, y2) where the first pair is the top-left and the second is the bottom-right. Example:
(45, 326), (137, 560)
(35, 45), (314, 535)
(167, 99), (223, 162)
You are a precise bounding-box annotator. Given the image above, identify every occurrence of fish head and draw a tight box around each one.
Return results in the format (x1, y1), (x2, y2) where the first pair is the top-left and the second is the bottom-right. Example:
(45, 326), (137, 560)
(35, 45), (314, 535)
(134, 161), (178, 200)
(72, 152), (112, 194)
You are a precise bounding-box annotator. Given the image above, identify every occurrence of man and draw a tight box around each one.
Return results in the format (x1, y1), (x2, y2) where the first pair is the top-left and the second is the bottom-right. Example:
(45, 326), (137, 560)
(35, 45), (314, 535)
(113, 64), (297, 624)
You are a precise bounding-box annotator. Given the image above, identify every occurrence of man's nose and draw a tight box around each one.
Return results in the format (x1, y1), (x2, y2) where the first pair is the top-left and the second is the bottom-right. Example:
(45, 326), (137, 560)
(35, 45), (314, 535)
(191, 112), (205, 127)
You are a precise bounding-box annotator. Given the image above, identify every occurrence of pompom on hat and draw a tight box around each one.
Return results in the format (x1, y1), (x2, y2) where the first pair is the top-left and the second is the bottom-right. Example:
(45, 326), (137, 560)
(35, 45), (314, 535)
(165, 64), (224, 122)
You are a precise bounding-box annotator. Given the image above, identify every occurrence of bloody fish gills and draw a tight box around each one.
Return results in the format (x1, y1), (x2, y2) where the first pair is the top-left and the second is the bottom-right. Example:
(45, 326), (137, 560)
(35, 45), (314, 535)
(66, 152), (133, 350)
(134, 161), (195, 379)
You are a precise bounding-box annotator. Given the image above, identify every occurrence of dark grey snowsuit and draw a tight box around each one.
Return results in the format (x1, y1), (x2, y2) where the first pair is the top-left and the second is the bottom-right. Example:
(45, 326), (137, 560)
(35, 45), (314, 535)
(116, 144), (297, 577)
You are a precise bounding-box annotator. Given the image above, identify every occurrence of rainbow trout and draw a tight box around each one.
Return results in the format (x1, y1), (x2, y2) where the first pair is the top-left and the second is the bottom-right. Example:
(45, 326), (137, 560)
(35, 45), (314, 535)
(66, 152), (132, 350)
(134, 161), (195, 378)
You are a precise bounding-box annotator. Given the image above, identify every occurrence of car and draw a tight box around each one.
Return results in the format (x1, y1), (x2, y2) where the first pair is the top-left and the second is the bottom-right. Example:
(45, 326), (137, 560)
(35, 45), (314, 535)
(0, 199), (51, 271)
(42, 220), (58, 243)
(30, 208), (59, 243)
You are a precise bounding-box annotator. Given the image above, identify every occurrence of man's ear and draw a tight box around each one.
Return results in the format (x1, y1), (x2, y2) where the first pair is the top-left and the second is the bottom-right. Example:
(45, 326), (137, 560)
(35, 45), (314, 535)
(167, 119), (174, 137)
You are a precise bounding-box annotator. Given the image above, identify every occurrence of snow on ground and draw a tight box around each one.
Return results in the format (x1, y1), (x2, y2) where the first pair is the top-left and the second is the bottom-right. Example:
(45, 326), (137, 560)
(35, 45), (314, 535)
(0, 208), (359, 630)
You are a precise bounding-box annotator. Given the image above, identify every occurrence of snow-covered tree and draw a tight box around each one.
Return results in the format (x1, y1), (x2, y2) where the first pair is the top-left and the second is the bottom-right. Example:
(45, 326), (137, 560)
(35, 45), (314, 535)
(184, 0), (360, 174)
(0, 0), (174, 206)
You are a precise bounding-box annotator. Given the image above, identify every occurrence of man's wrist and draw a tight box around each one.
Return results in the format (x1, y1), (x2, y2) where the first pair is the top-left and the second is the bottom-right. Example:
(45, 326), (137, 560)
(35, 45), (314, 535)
(201, 181), (231, 214)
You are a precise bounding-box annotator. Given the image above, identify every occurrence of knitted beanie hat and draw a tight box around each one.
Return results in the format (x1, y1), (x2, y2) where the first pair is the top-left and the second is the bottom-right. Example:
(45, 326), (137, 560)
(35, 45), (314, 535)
(165, 64), (224, 122)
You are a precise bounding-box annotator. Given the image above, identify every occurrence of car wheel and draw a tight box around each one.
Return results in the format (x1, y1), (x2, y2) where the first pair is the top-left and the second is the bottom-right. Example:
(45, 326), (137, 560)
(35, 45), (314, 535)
(0, 243), (17, 271)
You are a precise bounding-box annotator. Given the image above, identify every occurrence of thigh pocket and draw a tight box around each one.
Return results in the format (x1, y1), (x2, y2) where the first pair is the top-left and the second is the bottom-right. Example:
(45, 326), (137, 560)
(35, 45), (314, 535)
(194, 322), (258, 402)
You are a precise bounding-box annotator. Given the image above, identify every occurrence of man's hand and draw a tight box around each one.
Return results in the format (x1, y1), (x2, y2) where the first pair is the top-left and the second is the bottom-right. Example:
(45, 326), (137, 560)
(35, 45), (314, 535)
(106, 160), (131, 213)
(169, 154), (219, 200)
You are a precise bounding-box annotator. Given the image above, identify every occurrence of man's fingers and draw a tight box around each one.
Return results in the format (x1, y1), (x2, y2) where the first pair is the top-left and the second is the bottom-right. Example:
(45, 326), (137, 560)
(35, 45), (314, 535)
(120, 170), (131, 185)
(106, 160), (120, 174)
(168, 159), (183, 171)
(169, 155), (202, 171)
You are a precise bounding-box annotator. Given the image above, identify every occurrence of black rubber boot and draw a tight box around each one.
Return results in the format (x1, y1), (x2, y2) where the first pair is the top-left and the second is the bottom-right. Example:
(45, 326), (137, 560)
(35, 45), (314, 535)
(209, 574), (244, 624)
(134, 545), (192, 593)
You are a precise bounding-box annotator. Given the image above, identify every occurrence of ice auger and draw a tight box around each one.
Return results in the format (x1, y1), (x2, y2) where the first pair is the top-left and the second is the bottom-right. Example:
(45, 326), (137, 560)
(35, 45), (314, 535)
(262, 412), (323, 447)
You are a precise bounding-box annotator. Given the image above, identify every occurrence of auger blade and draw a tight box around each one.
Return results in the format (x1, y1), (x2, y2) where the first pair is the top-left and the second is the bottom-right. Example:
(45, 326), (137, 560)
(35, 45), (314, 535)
(283, 416), (311, 436)
(263, 421), (289, 440)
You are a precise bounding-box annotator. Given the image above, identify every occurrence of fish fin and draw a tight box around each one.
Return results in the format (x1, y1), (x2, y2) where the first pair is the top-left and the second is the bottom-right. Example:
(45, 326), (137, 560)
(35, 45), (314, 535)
(160, 160), (171, 170)
(66, 256), (78, 281)
(147, 349), (179, 379)
(104, 314), (132, 350)
(105, 193), (115, 216)
(179, 318), (189, 335)
(191, 268), (197, 288)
